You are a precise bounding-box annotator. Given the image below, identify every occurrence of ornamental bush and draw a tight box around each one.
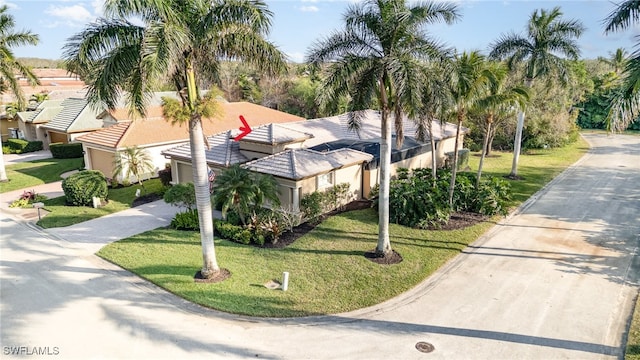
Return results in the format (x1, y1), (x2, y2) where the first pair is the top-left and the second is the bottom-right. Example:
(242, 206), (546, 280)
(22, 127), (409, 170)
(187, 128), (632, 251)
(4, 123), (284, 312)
(170, 209), (200, 230)
(50, 142), (83, 158)
(6, 138), (43, 154)
(61, 170), (108, 206)
(163, 183), (196, 210)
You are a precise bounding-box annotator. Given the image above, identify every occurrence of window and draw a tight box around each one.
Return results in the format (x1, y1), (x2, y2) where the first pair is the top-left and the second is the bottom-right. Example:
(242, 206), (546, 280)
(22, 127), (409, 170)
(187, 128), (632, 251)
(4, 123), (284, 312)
(317, 172), (333, 189)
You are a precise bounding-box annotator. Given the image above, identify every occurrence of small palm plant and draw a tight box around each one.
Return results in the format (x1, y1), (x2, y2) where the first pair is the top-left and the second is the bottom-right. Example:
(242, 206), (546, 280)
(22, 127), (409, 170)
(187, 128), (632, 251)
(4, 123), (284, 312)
(213, 164), (280, 225)
(113, 146), (154, 188)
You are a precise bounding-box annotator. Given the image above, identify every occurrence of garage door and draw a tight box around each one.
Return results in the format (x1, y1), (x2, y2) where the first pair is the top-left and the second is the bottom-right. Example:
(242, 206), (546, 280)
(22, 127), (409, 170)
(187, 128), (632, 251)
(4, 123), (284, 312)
(49, 132), (68, 144)
(89, 148), (115, 178)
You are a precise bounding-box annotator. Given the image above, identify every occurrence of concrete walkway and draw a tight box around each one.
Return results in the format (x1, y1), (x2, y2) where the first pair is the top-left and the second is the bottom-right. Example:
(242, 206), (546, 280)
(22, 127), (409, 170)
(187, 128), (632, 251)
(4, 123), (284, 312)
(3, 149), (53, 165)
(1, 133), (639, 359)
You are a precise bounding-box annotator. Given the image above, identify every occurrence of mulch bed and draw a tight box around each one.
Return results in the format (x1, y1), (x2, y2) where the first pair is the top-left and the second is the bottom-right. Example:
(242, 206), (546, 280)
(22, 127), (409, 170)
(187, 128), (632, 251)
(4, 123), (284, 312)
(435, 212), (488, 231)
(131, 193), (163, 207)
(364, 249), (403, 265)
(194, 268), (231, 283)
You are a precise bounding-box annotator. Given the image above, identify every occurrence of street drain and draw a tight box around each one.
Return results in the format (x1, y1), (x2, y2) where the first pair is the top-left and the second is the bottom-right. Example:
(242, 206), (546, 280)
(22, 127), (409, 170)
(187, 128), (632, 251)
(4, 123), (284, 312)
(415, 342), (435, 353)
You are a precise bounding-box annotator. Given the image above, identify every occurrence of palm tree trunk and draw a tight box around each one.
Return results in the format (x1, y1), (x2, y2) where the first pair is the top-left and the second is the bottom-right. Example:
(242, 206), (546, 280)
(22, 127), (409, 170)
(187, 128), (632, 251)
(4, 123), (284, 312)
(377, 79), (392, 256)
(448, 117), (463, 207)
(510, 78), (532, 178)
(428, 118), (437, 183)
(509, 110), (525, 178)
(185, 60), (219, 278)
(476, 119), (492, 188)
(0, 151), (7, 182)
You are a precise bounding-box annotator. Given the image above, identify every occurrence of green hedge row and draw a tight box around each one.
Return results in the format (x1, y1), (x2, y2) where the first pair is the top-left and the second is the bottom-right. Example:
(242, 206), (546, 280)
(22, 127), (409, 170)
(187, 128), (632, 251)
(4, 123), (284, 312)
(6, 138), (43, 154)
(50, 142), (84, 159)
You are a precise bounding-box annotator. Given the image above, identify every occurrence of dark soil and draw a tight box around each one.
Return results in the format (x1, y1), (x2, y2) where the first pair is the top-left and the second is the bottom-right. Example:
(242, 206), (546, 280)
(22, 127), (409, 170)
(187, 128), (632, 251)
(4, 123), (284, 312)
(505, 174), (523, 181)
(194, 268), (231, 283)
(364, 249), (403, 265)
(436, 212), (488, 231)
(132, 193), (163, 207)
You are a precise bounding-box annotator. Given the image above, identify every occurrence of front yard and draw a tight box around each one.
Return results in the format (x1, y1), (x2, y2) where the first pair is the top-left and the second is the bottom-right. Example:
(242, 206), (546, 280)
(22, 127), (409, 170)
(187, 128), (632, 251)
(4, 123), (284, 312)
(0, 157), (84, 193)
(97, 137), (589, 317)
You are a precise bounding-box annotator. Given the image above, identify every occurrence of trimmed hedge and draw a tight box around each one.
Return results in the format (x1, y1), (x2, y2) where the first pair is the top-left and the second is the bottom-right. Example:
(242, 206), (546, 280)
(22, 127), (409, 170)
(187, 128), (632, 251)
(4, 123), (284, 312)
(50, 142), (84, 159)
(61, 170), (108, 206)
(6, 138), (43, 154)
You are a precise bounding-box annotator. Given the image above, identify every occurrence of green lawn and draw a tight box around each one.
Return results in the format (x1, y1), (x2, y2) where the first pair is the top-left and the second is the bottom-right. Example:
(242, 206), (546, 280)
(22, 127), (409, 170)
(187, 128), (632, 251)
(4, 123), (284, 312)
(627, 294), (640, 360)
(37, 178), (165, 228)
(98, 137), (589, 317)
(0, 157), (84, 193)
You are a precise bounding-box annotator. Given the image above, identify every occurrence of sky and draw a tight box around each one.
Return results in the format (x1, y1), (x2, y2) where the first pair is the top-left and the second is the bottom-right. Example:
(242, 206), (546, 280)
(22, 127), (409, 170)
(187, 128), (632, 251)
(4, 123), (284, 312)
(4, 0), (639, 63)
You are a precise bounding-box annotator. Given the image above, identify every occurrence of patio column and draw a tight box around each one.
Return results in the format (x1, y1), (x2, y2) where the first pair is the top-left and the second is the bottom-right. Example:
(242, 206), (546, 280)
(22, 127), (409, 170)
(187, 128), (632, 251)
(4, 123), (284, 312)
(292, 186), (300, 212)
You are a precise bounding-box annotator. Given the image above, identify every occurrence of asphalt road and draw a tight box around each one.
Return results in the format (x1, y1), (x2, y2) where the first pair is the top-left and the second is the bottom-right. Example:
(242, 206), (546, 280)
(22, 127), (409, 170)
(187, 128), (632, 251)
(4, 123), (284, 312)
(1, 133), (639, 359)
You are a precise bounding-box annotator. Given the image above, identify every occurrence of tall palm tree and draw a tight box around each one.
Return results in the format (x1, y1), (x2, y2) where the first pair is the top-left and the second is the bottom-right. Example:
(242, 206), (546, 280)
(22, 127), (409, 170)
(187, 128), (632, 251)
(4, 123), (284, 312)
(604, 1), (640, 132)
(415, 63), (451, 183)
(0, 5), (39, 182)
(489, 7), (584, 178)
(473, 62), (529, 188)
(0, 5), (39, 110)
(445, 51), (496, 206)
(64, 0), (286, 279)
(306, 0), (459, 257)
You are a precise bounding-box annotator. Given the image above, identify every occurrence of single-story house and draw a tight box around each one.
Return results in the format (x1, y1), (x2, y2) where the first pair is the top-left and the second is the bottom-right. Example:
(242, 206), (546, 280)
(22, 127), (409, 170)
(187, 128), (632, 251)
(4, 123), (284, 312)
(77, 101), (305, 183)
(162, 109), (467, 210)
(14, 99), (66, 147)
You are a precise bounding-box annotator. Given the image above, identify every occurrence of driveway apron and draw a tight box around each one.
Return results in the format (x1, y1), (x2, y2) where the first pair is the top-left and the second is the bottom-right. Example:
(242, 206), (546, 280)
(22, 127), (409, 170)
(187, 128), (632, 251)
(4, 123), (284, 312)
(1, 133), (638, 359)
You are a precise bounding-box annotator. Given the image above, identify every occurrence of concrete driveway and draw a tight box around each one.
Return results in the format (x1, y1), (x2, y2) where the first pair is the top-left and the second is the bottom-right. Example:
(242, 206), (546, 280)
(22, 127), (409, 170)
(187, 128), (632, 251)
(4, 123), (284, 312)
(1, 133), (638, 359)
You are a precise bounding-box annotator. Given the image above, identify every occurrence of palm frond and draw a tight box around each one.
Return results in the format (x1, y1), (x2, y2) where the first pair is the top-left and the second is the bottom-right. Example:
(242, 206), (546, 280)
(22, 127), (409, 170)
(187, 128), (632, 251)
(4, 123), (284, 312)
(604, 0), (640, 34)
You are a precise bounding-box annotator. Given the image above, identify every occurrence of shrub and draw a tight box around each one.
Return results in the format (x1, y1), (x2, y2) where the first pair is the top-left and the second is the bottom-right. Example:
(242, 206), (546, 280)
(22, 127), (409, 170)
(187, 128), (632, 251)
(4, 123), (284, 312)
(170, 209), (200, 231)
(61, 170), (108, 206)
(49, 142), (84, 158)
(6, 138), (43, 154)
(387, 168), (511, 228)
(214, 220), (252, 245)
(300, 192), (323, 224)
(163, 183), (196, 210)
(158, 165), (172, 187)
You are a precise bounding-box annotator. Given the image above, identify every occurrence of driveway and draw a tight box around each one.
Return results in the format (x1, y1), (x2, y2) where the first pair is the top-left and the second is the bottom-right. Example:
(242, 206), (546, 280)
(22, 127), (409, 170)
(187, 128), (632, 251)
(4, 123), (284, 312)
(1, 133), (638, 359)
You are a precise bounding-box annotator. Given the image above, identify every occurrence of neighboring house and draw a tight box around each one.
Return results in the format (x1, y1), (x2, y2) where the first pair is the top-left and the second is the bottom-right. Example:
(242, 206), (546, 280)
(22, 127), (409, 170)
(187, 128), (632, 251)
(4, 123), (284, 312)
(39, 98), (107, 145)
(14, 99), (65, 146)
(77, 101), (305, 183)
(162, 109), (466, 210)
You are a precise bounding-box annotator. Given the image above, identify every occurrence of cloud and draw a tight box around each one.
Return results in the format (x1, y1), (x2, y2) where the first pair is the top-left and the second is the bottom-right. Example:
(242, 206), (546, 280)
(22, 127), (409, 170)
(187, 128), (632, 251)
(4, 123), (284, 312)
(44, 4), (95, 27)
(287, 51), (305, 63)
(299, 5), (319, 12)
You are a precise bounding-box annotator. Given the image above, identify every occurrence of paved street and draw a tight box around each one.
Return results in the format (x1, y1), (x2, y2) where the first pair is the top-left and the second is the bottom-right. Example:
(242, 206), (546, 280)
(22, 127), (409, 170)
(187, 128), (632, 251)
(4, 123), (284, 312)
(1, 133), (638, 359)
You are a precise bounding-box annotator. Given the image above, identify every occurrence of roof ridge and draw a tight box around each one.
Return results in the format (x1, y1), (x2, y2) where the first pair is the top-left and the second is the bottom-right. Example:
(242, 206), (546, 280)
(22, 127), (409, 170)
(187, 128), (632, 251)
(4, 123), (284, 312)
(114, 121), (133, 148)
(268, 123), (274, 144)
(224, 130), (232, 166)
(289, 149), (297, 179)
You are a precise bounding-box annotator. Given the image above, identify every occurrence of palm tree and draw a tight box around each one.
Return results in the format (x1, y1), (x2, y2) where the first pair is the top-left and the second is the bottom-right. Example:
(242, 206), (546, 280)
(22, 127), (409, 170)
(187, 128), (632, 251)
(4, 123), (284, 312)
(113, 146), (154, 188)
(445, 51), (496, 206)
(64, 0), (286, 279)
(0, 5), (39, 182)
(489, 7), (584, 178)
(598, 48), (628, 75)
(415, 63), (451, 183)
(213, 164), (280, 225)
(0, 5), (39, 110)
(473, 62), (529, 188)
(604, 1), (640, 132)
(306, 0), (459, 257)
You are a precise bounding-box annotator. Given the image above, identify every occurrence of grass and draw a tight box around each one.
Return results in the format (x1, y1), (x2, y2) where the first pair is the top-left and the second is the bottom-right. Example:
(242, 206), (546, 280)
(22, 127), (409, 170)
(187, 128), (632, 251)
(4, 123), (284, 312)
(627, 294), (640, 359)
(37, 178), (165, 228)
(98, 137), (590, 317)
(0, 157), (84, 193)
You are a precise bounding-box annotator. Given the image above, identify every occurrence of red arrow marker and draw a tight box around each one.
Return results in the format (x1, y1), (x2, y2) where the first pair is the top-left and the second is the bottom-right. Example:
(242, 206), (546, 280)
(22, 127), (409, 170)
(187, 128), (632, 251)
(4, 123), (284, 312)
(234, 115), (252, 141)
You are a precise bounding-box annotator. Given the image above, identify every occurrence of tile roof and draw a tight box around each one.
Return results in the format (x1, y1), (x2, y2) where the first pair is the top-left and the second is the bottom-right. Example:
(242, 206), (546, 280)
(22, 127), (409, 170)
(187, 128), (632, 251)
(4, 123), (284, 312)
(282, 110), (461, 147)
(78, 101), (305, 148)
(242, 148), (373, 180)
(42, 98), (91, 132)
(240, 123), (312, 145)
(75, 122), (131, 148)
(161, 131), (248, 167)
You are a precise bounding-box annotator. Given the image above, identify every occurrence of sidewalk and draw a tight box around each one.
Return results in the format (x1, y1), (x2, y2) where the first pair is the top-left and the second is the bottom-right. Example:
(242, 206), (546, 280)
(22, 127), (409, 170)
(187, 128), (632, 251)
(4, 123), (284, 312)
(0, 181), (64, 222)
(3, 149), (53, 165)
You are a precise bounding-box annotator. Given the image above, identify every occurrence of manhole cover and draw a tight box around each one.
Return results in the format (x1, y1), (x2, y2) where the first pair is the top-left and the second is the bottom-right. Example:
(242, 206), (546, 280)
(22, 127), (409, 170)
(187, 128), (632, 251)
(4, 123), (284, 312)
(415, 341), (435, 353)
